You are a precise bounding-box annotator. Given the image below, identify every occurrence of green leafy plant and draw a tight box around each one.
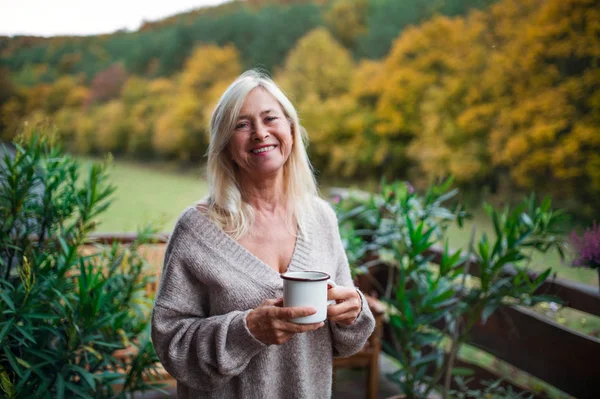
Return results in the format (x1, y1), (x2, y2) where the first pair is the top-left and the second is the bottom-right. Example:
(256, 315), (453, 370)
(0, 132), (163, 398)
(333, 179), (568, 399)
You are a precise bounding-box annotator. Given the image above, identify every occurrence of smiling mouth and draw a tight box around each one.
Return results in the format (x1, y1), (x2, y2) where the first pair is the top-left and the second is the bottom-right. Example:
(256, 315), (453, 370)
(251, 145), (276, 154)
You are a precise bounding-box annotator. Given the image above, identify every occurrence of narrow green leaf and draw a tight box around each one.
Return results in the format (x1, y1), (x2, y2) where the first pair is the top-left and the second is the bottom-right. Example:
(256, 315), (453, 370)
(66, 381), (94, 398)
(0, 369), (14, 397)
(16, 357), (30, 369)
(481, 303), (498, 324)
(0, 319), (15, 342)
(452, 367), (475, 376)
(15, 324), (37, 344)
(3, 346), (22, 377)
(56, 373), (65, 399)
(0, 292), (15, 312)
(412, 351), (442, 367)
(67, 365), (96, 391)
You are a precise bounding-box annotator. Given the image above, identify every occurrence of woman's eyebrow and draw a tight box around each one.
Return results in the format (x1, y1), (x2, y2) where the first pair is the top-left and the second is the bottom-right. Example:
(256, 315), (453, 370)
(237, 109), (275, 120)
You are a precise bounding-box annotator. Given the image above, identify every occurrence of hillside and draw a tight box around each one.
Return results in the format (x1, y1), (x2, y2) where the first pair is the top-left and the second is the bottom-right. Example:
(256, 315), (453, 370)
(0, 0), (496, 83)
(2, 0), (598, 222)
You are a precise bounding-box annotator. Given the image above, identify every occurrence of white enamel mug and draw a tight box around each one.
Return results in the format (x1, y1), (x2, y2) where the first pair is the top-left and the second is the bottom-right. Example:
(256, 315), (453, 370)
(281, 271), (337, 324)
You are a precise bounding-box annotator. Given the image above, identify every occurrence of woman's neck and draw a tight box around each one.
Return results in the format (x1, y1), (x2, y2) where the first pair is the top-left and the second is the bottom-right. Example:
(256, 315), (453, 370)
(239, 172), (287, 214)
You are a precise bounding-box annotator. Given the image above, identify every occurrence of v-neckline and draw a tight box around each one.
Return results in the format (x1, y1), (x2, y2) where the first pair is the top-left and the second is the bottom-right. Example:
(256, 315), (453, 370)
(187, 206), (310, 284)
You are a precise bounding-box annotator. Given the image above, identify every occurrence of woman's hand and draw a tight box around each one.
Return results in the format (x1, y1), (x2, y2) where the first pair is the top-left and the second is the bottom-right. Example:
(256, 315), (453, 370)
(327, 286), (362, 326)
(246, 298), (324, 345)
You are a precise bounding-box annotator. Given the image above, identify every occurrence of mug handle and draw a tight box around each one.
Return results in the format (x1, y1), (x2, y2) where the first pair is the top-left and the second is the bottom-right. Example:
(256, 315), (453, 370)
(326, 279), (337, 306)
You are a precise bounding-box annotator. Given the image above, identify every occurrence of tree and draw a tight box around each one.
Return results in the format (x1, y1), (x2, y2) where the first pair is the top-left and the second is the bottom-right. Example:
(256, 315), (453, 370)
(180, 44), (241, 95)
(152, 45), (242, 160)
(324, 0), (368, 48)
(486, 0), (600, 214)
(277, 27), (353, 104)
(86, 63), (127, 106)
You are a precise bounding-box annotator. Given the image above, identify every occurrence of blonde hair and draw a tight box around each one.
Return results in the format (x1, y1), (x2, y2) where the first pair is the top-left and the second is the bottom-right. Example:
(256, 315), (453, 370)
(203, 69), (318, 239)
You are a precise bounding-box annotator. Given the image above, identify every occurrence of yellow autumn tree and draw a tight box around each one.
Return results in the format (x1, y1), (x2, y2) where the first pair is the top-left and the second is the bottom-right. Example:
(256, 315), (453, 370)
(356, 14), (494, 181)
(403, 13), (494, 183)
(487, 0), (600, 209)
(122, 77), (174, 157)
(92, 100), (129, 153)
(324, 0), (368, 48)
(153, 44), (241, 160)
(276, 27), (356, 176)
(277, 27), (353, 104)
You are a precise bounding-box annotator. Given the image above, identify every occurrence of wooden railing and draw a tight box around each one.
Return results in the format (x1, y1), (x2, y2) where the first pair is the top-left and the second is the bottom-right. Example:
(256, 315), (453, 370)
(362, 247), (600, 399)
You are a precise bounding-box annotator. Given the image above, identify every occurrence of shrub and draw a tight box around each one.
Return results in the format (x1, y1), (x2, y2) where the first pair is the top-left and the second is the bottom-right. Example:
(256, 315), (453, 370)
(334, 179), (568, 398)
(0, 132), (163, 398)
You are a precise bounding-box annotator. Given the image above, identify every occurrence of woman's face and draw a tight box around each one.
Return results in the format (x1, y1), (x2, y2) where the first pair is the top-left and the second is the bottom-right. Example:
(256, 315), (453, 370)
(228, 87), (294, 180)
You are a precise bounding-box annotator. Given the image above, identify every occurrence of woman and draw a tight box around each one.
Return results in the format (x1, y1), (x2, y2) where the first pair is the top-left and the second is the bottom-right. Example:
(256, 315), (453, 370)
(151, 70), (375, 398)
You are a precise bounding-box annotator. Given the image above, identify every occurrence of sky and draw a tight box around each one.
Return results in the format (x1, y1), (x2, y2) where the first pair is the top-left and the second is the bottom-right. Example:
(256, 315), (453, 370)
(0, 0), (231, 37)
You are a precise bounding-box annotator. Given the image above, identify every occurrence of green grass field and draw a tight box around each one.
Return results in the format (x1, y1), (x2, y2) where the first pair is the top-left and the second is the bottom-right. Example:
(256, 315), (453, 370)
(77, 156), (208, 233)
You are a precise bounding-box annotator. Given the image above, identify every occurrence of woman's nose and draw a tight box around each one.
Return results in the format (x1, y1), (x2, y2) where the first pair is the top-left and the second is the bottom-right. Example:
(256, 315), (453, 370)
(253, 125), (270, 141)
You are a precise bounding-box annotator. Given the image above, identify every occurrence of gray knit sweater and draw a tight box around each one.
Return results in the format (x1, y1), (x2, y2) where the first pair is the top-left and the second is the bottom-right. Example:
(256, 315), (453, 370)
(151, 198), (375, 398)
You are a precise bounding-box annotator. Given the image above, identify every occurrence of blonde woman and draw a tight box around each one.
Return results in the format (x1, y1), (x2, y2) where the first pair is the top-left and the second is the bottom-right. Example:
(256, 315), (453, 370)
(151, 70), (375, 398)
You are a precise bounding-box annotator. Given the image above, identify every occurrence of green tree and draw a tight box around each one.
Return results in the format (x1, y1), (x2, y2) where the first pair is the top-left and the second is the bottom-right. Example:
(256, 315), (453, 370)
(324, 0), (368, 48)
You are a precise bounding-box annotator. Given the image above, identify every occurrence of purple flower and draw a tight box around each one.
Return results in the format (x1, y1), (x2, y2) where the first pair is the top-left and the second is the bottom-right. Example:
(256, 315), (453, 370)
(406, 182), (414, 195)
(332, 195), (341, 204)
(570, 221), (600, 270)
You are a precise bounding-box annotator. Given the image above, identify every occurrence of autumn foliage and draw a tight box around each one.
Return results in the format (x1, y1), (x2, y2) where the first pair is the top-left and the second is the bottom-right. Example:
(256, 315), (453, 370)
(0, 0), (598, 216)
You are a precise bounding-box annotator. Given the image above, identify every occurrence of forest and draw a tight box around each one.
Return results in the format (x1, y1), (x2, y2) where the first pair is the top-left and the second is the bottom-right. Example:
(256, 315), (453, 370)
(0, 0), (598, 218)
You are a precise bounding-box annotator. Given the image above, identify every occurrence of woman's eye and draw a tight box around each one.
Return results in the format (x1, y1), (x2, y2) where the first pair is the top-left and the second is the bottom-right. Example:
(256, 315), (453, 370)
(235, 122), (250, 130)
(265, 116), (278, 123)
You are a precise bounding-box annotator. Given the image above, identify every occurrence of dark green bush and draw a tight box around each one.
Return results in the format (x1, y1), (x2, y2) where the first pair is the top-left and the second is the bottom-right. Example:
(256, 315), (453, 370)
(334, 179), (568, 398)
(0, 133), (163, 398)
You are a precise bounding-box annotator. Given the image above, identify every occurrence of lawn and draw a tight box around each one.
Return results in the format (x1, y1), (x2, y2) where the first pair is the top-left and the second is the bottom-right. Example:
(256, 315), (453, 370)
(77, 156), (208, 233)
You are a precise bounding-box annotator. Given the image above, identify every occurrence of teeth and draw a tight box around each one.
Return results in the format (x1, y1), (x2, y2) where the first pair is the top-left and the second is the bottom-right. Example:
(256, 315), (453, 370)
(252, 145), (275, 154)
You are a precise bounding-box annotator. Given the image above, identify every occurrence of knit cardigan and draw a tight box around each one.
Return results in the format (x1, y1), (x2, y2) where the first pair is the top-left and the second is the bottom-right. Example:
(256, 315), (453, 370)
(151, 197), (375, 398)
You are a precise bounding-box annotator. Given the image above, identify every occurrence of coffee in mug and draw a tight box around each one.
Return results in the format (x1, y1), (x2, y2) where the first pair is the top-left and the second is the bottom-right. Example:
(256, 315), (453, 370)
(280, 271), (336, 324)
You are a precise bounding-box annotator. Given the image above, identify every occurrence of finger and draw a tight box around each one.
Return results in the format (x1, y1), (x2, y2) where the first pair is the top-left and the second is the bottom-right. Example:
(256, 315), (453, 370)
(276, 320), (325, 334)
(262, 297), (284, 307)
(261, 298), (280, 307)
(328, 287), (357, 301)
(271, 297), (284, 307)
(327, 300), (356, 317)
(269, 306), (317, 319)
(329, 310), (358, 323)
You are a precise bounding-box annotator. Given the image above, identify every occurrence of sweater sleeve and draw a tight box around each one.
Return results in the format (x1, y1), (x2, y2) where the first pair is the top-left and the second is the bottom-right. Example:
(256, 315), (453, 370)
(151, 217), (267, 391)
(322, 202), (376, 358)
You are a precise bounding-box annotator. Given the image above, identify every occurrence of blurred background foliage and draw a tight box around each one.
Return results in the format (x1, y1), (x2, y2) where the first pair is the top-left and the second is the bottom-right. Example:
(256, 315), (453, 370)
(0, 0), (598, 220)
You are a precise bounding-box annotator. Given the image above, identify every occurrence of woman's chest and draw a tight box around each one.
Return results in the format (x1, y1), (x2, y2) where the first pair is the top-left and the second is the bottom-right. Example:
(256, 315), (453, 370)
(237, 224), (297, 274)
